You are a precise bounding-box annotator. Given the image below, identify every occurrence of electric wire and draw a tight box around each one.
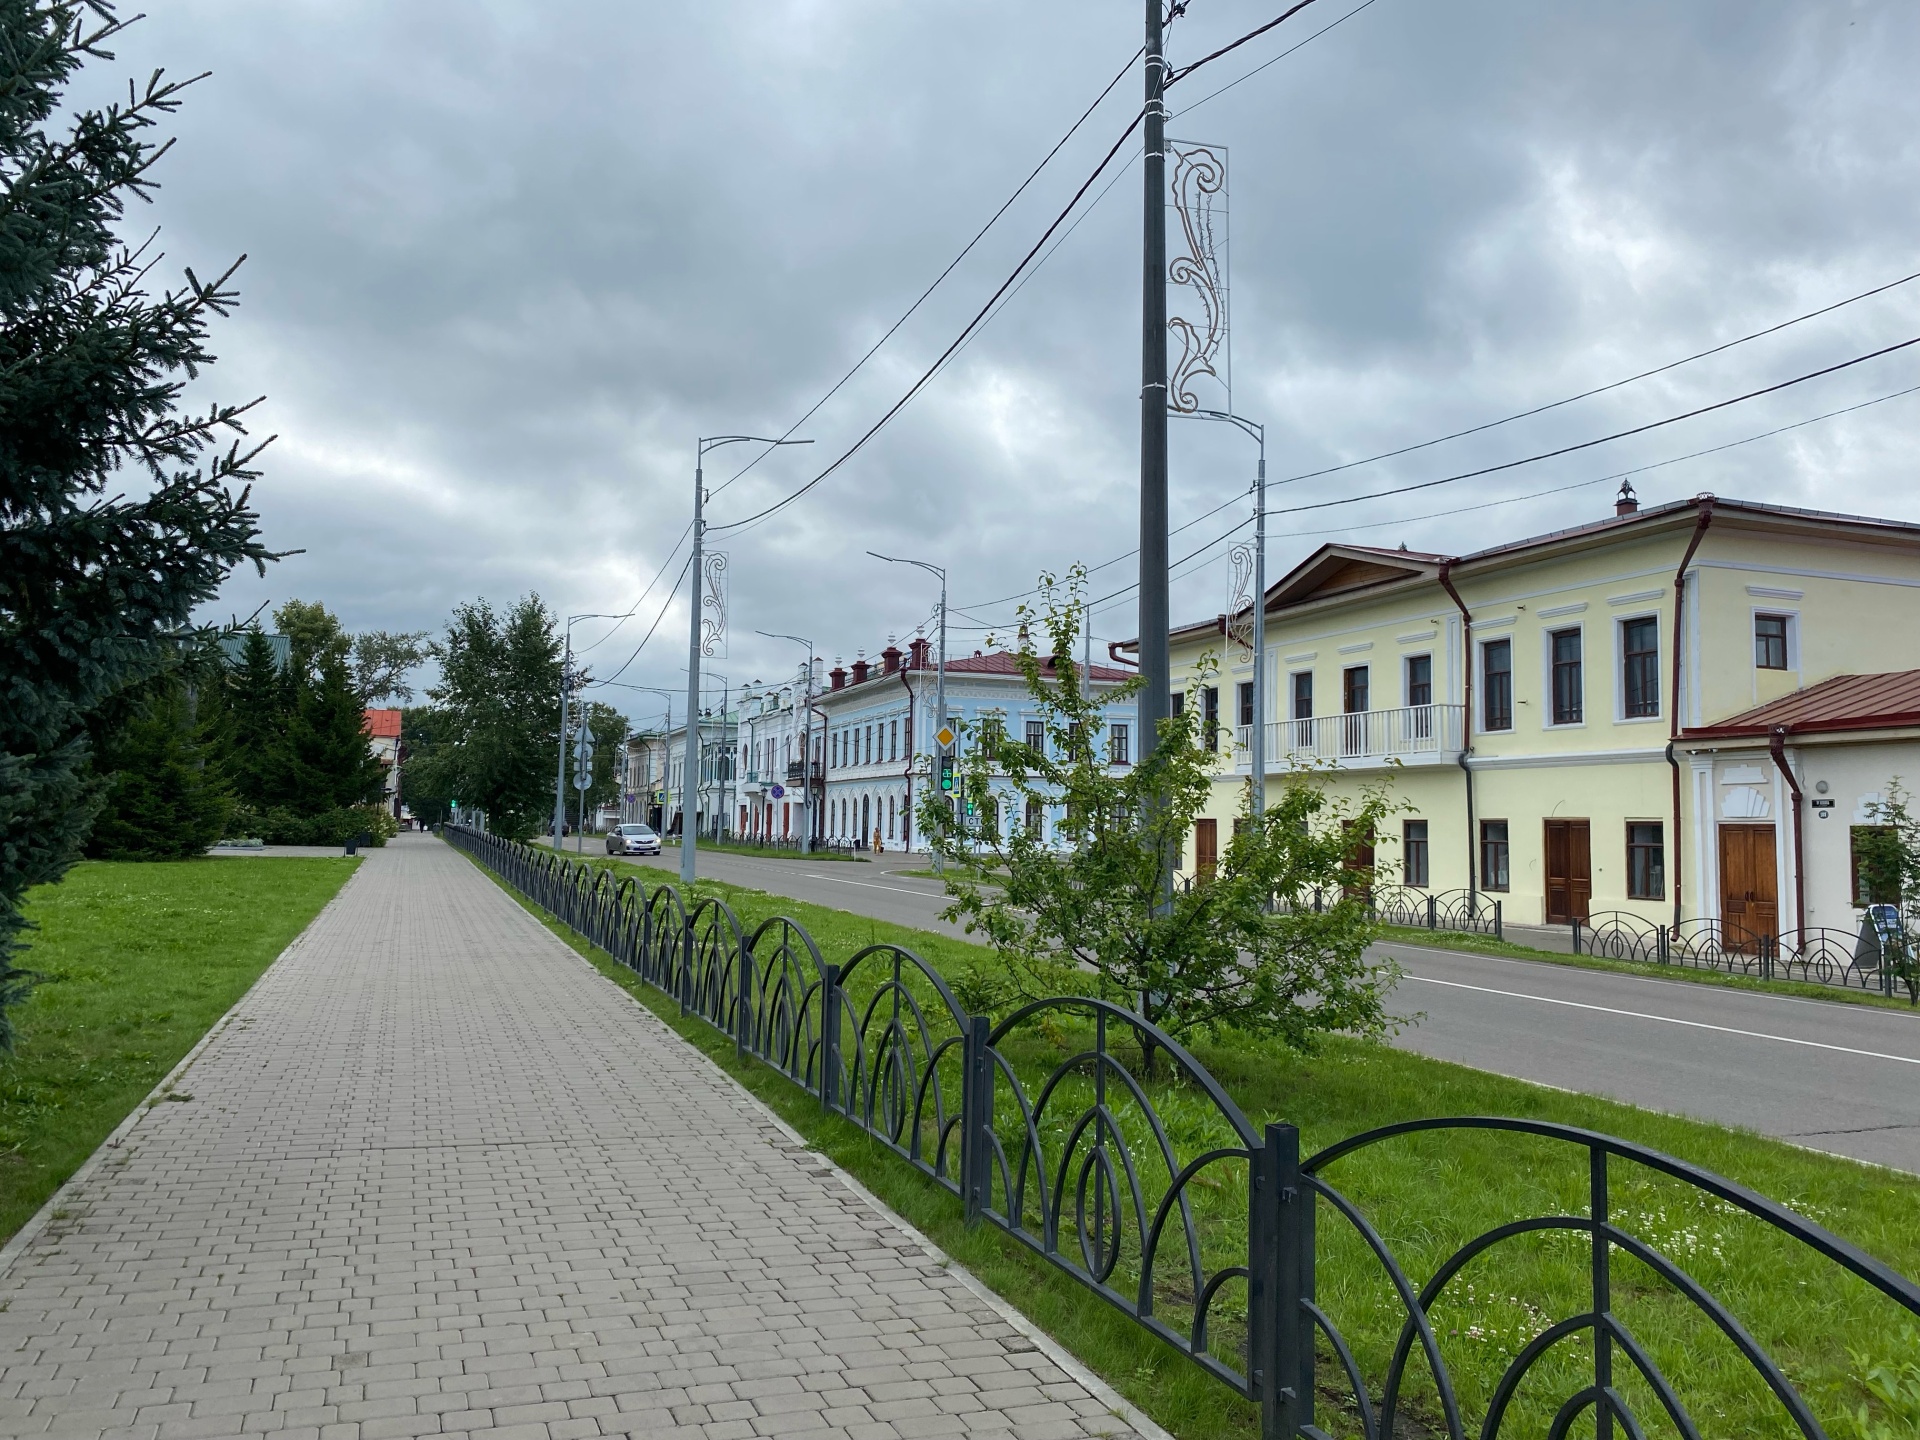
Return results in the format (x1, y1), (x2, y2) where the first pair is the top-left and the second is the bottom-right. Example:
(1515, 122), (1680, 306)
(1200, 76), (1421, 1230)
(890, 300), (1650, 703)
(708, 106), (1148, 537)
(574, 520), (694, 654)
(705, 44), (1143, 503)
(1171, 0), (1383, 118)
(1079, 377), (1920, 616)
(1164, 0), (1329, 87)
(589, 548), (695, 688)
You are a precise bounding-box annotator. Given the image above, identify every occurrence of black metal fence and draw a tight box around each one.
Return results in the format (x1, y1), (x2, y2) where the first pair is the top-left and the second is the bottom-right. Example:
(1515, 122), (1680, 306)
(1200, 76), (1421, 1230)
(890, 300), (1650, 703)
(448, 825), (1920, 1439)
(1575, 911), (1917, 1001)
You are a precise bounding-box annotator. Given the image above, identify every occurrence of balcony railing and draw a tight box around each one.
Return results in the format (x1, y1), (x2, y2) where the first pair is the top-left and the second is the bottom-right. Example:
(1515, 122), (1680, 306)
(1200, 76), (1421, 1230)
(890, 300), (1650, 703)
(1235, 702), (1465, 769)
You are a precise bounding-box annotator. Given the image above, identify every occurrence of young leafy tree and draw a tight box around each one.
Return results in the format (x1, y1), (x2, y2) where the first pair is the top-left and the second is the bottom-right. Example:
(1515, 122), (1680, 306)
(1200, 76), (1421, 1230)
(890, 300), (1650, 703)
(420, 595), (563, 839)
(1861, 781), (1920, 1003)
(922, 569), (1400, 1051)
(582, 701), (629, 819)
(352, 629), (430, 705)
(0, 4), (273, 1044)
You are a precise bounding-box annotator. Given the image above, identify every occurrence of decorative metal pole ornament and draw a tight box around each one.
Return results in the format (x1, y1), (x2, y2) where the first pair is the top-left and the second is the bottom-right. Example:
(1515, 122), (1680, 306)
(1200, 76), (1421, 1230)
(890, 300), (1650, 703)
(700, 550), (729, 658)
(1166, 139), (1229, 416)
(1226, 541), (1256, 662)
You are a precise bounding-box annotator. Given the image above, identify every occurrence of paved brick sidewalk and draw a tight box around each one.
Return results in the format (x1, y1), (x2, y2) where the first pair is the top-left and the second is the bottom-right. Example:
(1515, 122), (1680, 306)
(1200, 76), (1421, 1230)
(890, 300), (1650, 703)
(0, 836), (1153, 1440)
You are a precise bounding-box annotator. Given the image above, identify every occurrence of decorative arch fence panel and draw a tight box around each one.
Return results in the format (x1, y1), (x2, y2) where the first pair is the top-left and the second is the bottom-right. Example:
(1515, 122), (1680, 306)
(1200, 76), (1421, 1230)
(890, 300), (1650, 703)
(446, 826), (1920, 1439)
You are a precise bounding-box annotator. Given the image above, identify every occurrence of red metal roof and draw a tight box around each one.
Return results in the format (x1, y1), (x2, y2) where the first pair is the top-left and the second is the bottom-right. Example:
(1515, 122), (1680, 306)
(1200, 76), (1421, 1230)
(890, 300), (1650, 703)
(1686, 671), (1920, 738)
(363, 708), (403, 740)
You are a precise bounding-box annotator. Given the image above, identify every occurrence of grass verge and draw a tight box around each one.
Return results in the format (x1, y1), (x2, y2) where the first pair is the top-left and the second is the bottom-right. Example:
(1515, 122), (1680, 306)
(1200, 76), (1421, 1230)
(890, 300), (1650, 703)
(1380, 923), (1920, 1012)
(1, 857), (359, 1243)
(466, 848), (1920, 1439)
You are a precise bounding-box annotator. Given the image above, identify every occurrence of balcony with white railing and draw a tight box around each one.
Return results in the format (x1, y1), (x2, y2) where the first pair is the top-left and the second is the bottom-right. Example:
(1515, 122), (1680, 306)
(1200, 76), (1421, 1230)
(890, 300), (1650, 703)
(1234, 703), (1466, 771)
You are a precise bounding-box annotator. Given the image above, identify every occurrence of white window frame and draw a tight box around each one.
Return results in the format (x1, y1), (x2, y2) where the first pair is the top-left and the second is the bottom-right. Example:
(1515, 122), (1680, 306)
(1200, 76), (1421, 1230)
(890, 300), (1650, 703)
(1478, 637), (1515, 734)
(1542, 623), (1587, 730)
(1403, 652), (1433, 709)
(1613, 611), (1664, 724)
(1750, 607), (1799, 674)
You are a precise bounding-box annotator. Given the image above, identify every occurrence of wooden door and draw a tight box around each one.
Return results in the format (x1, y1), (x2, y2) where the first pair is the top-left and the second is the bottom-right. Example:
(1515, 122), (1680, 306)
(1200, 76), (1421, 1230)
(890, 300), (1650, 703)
(1719, 824), (1779, 946)
(1194, 819), (1218, 884)
(1543, 819), (1592, 924)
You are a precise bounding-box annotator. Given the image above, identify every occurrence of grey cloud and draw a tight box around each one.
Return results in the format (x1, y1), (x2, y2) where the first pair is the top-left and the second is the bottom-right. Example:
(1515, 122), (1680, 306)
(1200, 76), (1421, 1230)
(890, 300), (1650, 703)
(91, 0), (1920, 712)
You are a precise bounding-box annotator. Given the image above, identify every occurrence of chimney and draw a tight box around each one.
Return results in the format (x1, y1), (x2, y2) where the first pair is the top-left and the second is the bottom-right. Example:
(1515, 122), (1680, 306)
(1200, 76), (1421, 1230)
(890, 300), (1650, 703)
(881, 644), (901, 675)
(1615, 479), (1639, 517)
(909, 637), (931, 669)
(851, 657), (870, 685)
(830, 665), (847, 691)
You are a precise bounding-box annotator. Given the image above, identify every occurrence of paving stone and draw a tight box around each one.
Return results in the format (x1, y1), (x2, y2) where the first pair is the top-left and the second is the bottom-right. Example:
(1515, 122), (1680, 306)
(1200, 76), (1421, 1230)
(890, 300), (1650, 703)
(0, 838), (1154, 1438)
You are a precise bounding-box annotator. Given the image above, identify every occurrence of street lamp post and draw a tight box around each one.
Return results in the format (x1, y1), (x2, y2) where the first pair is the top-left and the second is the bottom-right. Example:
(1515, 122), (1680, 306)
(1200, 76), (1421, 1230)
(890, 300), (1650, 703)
(1177, 409), (1268, 818)
(683, 434), (811, 886)
(757, 630), (817, 855)
(555, 612), (623, 849)
(867, 552), (947, 869)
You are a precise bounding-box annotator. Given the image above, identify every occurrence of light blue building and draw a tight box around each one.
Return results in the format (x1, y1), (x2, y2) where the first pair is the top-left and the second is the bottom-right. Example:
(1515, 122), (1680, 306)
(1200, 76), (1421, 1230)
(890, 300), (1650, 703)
(815, 637), (1140, 853)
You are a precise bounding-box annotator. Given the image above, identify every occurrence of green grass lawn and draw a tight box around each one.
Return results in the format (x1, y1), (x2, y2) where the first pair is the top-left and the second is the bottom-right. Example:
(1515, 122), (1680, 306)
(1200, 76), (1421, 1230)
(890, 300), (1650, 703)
(476, 850), (1920, 1440)
(0, 857), (358, 1242)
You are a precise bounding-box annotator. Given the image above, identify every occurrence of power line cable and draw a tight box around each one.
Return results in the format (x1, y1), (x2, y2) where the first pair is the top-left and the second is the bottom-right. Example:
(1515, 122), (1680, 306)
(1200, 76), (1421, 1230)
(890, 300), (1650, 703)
(706, 44), (1143, 503)
(1165, 0), (1330, 87)
(1171, 0), (1382, 116)
(590, 549), (695, 688)
(1266, 267), (1920, 491)
(575, 521), (694, 654)
(709, 107), (1148, 537)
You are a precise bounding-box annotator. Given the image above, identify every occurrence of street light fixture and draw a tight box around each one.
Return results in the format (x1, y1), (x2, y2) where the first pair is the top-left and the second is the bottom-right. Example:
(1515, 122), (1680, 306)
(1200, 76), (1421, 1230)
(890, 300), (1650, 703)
(867, 551), (948, 870)
(683, 434), (812, 886)
(757, 630), (817, 854)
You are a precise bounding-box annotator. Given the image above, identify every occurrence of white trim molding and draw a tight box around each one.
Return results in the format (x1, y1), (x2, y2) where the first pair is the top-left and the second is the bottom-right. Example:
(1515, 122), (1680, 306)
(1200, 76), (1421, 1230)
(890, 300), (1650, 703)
(1337, 641), (1374, 655)
(1396, 629), (1437, 644)
(1537, 602), (1588, 619)
(1745, 584), (1805, 601)
(1468, 747), (1669, 771)
(1608, 588), (1666, 607)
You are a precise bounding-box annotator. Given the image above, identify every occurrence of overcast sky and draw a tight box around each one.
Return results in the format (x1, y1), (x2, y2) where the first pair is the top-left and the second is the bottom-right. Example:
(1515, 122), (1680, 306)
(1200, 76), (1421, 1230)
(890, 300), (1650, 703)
(103, 0), (1920, 725)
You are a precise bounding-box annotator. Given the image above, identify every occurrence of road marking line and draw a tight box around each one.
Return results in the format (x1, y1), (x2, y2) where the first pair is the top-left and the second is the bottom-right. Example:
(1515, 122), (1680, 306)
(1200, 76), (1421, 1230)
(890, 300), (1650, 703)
(1383, 939), (1917, 1019)
(1402, 974), (1920, 1066)
(805, 873), (947, 899)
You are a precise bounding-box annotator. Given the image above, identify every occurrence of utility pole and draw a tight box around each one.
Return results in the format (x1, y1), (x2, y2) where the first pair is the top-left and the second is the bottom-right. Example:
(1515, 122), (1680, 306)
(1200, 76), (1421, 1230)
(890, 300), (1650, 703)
(757, 631), (816, 854)
(1139, 0), (1171, 835)
(682, 435), (811, 886)
(554, 633), (572, 848)
(868, 553), (947, 869)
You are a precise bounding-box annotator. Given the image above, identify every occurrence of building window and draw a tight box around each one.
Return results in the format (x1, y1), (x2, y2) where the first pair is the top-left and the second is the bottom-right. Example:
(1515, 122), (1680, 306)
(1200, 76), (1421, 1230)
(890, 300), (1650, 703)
(1109, 724), (1130, 765)
(1482, 639), (1512, 731)
(1203, 685), (1220, 752)
(1026, 720), (1046, 754)
(1627, 822), (1664, 900)
(1025, 796), (1043, 838)
(1404, 819), (1429, 888)
(1755, 613), (1790, 670)
(1405, 654), (1431, 708)
(890, 719), (899, 762)
(1481, 820), (1510, 892)
(1170, 690), (1184, 717)
(1621, 617), (1659, 718)
(1237, 681), (1254, 728)
(1291, 671), (1313, 719)
(1550, 628), (1583, 725)
(1343, 665), (1369, 713)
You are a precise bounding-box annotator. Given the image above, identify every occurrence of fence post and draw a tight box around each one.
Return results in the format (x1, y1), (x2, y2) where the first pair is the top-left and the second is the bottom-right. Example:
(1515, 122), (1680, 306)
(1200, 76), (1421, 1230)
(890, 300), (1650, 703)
(1659, 924), (1670, 965)
(735, 922), (751, 1062)
(1426, 893), (1436, 930)
(1494, 900), (1503, 941)
(1571, 917), (1582, 956)
(820, 963), (841, 1115)
(962, 1015), (993, 1226)
(679, 908), (693, 1017)
(1762, 934), (1775, 982)
(1251, 1122), (1311, 1440)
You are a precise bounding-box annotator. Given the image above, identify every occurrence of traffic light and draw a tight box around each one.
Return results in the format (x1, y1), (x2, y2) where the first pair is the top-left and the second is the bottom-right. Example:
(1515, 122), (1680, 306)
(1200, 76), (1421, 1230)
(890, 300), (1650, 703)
(938, 754), (955, 792)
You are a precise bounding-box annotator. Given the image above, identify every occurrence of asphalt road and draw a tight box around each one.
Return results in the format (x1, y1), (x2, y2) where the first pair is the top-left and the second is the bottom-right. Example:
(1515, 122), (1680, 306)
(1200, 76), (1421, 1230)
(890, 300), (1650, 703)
(601, 845), (1920, 1173)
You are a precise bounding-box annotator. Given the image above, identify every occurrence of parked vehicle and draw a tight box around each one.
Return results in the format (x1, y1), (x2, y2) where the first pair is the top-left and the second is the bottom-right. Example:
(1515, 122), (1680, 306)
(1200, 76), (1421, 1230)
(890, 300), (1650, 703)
(607, 823), (661, 856)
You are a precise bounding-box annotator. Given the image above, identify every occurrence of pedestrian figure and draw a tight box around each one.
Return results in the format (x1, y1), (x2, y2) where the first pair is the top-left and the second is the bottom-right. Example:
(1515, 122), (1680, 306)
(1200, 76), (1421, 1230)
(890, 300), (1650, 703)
(873, 827), (883, 854)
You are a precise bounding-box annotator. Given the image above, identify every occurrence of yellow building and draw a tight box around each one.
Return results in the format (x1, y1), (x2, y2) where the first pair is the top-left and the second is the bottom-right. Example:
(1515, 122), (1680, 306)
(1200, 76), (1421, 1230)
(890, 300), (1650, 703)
(1166, 491), (1920, 938)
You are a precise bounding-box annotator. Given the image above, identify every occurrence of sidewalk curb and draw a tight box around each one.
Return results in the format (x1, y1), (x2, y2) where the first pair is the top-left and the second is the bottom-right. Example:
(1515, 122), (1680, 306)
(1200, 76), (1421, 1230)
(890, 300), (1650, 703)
(484, 866), (1176, 1440)
(0, 858), (369, 1283)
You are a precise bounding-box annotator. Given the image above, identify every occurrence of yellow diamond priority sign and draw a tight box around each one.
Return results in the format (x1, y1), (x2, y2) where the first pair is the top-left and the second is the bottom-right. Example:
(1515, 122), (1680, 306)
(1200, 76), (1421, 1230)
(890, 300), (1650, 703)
(936, 725), (956, 748)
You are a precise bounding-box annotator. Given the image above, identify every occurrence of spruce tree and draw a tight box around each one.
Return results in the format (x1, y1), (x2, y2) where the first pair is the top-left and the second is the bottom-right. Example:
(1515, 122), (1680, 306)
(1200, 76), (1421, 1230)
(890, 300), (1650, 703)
(287, 652), (386, 813)
(86, 668), (232, 860)
(225, 628), (293, 811)
(0, 4), (273, 1045)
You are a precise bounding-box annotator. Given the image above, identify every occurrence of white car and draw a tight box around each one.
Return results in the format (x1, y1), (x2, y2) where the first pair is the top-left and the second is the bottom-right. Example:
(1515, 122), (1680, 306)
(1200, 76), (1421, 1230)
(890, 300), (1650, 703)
(606, 823), (662, 856)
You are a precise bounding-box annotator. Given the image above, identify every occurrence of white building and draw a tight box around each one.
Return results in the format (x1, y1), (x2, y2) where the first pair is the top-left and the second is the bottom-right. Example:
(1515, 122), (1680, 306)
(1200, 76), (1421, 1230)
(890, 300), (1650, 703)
(816, 638), (1140, 853)
(734, 664), (825, 845)
(622, 710), (737, 839)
